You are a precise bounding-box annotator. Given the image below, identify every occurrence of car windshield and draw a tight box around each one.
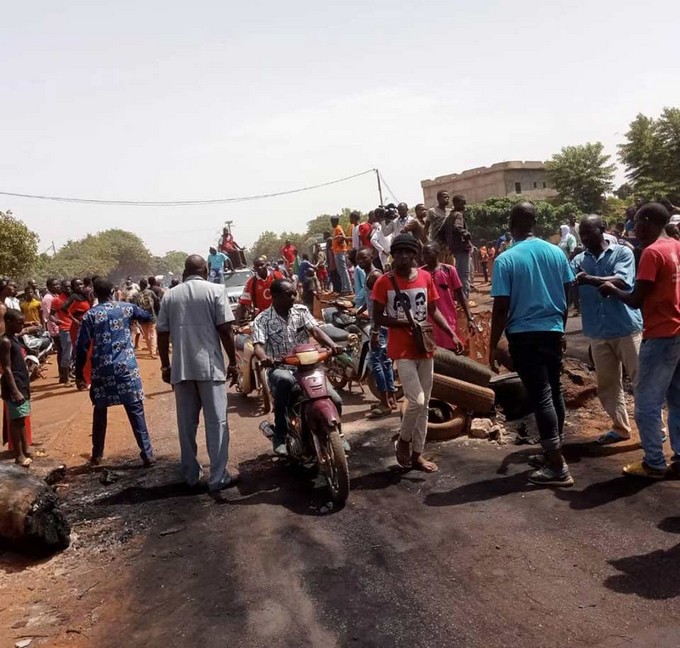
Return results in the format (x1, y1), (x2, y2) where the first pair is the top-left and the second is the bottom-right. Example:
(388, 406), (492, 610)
(223, 269), (252, 289)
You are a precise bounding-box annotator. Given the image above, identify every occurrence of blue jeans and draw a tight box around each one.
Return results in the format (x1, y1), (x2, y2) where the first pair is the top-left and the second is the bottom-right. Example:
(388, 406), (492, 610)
(92, 400), (153, 461)
(58, 330), (72, 369)
(209, 267), (224, 284)
(454, 251), (471, 297)
(368, 328), (395, 393)
(335, 252), (351, 293)
(268, 367), (342, 446)
(635, 336), (680, 470)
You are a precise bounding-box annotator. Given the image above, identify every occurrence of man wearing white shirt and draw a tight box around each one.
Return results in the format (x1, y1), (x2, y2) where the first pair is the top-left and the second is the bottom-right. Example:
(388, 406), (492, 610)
(350, 211), (361, 250)
(371, 207), (392, 270)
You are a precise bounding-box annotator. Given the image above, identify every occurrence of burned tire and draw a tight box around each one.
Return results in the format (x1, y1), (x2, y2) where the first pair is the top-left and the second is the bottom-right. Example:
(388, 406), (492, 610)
(400, 398), (469, 441)
(431, 373), (495, 414)
(489, 372), (531, 421)
(433, 348), (493, 387)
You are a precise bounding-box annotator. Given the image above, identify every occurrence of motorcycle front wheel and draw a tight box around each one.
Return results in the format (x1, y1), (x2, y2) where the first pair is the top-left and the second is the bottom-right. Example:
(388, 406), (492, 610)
(316, 426), (350, 505)
(326, 361), (349, 391)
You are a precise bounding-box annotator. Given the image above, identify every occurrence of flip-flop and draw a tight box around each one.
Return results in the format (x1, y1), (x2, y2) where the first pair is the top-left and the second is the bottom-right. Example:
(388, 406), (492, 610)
(596, 430), (630, 445)
(368, 405), (391, 419)
(15, 457), (33, 467)
(394, 439), (412, 468)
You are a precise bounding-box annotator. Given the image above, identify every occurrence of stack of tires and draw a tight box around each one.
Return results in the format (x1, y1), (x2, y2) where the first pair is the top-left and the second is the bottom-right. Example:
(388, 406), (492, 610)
(426, 349), (532, 442)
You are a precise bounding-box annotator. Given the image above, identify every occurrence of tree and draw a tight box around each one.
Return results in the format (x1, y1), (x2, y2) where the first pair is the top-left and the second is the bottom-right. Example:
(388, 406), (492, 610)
(0, 211), (39, 279)
(156, 250), (189, 276)
(619, 108), (680, 202)
(30, 229), (154, 284)
(546, 142), (616, 213)
(466, 196), (581, 243)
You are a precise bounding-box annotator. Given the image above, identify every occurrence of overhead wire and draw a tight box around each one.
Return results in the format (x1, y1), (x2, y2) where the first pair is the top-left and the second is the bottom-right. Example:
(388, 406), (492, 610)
(378, 171), (399, 204)
(0, 169), (376, 207)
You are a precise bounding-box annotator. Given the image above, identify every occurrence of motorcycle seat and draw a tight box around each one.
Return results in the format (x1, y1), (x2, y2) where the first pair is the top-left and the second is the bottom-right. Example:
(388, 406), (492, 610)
(319, 323), (349, 343)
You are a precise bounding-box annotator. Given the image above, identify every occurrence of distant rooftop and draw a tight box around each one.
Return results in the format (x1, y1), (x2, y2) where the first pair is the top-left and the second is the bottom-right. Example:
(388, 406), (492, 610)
(421, 161), (547, 187)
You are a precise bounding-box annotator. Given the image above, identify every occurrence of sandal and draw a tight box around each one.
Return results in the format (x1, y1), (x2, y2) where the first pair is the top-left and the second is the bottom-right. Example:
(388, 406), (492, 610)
(622, 460), (666, 480)
(596, 430), (630, 445)
(368, 405), (391, 419)
(15, 457), (33, 467)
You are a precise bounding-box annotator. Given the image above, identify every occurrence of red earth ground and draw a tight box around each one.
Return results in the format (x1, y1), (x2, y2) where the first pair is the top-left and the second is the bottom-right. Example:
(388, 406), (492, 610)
(1, 285), (679, 648)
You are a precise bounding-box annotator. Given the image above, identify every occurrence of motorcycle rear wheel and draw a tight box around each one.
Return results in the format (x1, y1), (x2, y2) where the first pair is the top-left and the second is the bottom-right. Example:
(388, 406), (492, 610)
(326, 362), (349, 391)
(318, 426), (350, 505)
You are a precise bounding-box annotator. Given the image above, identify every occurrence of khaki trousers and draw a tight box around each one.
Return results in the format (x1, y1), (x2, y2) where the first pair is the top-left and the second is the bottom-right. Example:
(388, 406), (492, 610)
(588, 332), (641, 436)
(397, 358), (434, 454)
(139, 321), (158, 358)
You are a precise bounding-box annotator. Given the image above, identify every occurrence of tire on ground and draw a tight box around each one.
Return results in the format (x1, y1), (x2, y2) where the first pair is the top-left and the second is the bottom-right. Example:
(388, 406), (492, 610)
(433, 348), (493, 387)
(399, 398), (469, 441)
(489, 372), (531, 421)
(430, 373), (495, 414)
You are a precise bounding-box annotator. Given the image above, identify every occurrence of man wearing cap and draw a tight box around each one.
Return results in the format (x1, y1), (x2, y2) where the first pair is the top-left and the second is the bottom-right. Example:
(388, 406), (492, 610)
(372, 233), (457, 472)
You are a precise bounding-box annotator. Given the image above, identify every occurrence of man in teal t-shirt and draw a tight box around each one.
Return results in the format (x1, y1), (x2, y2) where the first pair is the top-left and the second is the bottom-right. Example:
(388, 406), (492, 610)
(489, 202), (574, 488)
(207, 247), (231, 284)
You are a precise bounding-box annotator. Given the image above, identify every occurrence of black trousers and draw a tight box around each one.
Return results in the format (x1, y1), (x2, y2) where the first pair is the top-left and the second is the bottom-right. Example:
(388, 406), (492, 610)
(507, 331), (565, 453)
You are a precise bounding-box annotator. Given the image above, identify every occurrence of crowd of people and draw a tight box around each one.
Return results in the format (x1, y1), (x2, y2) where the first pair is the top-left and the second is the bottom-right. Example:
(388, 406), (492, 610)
(2, 192), (680, 492)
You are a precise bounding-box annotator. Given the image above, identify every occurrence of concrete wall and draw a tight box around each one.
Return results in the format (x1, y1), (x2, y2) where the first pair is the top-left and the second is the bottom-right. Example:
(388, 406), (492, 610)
(421, 161), (558, 206)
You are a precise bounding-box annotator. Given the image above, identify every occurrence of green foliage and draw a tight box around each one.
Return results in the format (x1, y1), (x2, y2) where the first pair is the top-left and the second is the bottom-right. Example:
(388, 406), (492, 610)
(546, 142), (616, 213)
(31, 229), (154, 284)
(0, 211), (39, 279)
(466, 196), (582, 243)
(601, 196), (628, 226)
(618, 108), (680, 202)
(153, 250), (189, 277)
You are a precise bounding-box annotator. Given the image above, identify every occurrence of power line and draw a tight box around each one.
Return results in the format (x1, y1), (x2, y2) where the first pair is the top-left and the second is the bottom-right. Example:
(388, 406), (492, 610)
(0, 169), (376, 207)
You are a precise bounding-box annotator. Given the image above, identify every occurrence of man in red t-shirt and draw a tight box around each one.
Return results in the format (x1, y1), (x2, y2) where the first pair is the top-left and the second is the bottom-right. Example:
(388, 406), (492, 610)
(601, 202), (680, 478)
(237, 257), (284, 319)
(280, 240), (297, 272)
(50, 280), (74, 385)
(358, 214), (374, 248)
(372, 234), (457, 473)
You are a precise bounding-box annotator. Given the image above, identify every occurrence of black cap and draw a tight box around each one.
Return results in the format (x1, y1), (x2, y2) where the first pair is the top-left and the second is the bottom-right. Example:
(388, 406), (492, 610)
(390, 233), (420, 255)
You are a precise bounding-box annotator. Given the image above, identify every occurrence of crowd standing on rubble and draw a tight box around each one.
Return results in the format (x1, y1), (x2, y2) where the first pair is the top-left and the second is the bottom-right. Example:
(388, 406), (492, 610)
(2, 193), (680, 493)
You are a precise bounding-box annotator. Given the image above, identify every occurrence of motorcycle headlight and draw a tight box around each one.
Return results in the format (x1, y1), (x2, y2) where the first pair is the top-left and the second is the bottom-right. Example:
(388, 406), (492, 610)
(296, 349), (320, 365)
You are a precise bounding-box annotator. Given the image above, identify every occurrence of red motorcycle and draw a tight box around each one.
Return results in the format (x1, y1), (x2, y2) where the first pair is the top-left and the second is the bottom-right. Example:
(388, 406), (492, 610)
(261, 343), (350, 504)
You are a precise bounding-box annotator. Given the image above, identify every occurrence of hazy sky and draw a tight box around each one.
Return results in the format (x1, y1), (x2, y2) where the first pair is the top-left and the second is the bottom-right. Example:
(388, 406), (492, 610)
(2, 0), (679, 256)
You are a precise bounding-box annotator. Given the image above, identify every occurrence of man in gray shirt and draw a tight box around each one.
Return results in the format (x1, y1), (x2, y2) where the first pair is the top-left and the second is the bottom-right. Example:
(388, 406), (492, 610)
(157, 255), (238, 492)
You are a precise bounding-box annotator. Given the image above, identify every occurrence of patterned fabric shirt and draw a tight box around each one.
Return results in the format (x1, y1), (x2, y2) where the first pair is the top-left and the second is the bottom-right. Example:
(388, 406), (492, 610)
(251, 304), (316, 359)
(75, 301), (151, 407)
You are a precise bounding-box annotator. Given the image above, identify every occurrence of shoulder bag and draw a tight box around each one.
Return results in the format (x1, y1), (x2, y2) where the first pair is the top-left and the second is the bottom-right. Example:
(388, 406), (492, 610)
(388, 272), (436, 354)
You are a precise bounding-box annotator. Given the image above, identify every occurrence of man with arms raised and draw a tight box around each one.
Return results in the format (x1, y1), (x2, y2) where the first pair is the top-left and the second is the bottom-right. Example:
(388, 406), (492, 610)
(490, 202), (574, 487)
(157, 255), (238, 492)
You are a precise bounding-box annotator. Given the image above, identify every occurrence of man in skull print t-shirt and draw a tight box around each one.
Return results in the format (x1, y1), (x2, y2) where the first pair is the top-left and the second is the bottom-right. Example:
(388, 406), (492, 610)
(371, 266), (439, 359)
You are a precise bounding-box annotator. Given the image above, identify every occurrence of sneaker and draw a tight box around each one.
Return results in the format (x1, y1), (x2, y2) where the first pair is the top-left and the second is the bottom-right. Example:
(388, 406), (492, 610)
(528, 466), (574, 487)
(273, 443), (288, 457)
(528, 454), (547, 469)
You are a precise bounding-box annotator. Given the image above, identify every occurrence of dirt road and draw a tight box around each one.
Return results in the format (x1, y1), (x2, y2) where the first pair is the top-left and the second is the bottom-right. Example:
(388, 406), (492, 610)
(1, 344), (680, 648)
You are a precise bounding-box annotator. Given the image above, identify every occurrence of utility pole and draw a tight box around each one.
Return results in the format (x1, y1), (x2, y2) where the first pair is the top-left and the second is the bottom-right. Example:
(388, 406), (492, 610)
(375, 169), (384, 206)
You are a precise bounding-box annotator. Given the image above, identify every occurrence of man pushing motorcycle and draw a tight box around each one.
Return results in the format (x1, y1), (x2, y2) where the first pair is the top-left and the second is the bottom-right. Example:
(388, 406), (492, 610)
(252, 279), (348, 456)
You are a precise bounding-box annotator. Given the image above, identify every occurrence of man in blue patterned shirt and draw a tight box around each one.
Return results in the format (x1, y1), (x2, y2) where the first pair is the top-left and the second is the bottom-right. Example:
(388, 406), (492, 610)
(75, 278), (155, 466)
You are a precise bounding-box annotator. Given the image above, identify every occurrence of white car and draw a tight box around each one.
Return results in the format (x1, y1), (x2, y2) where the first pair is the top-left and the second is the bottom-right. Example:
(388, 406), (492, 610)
(223, 268), (253, 312)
